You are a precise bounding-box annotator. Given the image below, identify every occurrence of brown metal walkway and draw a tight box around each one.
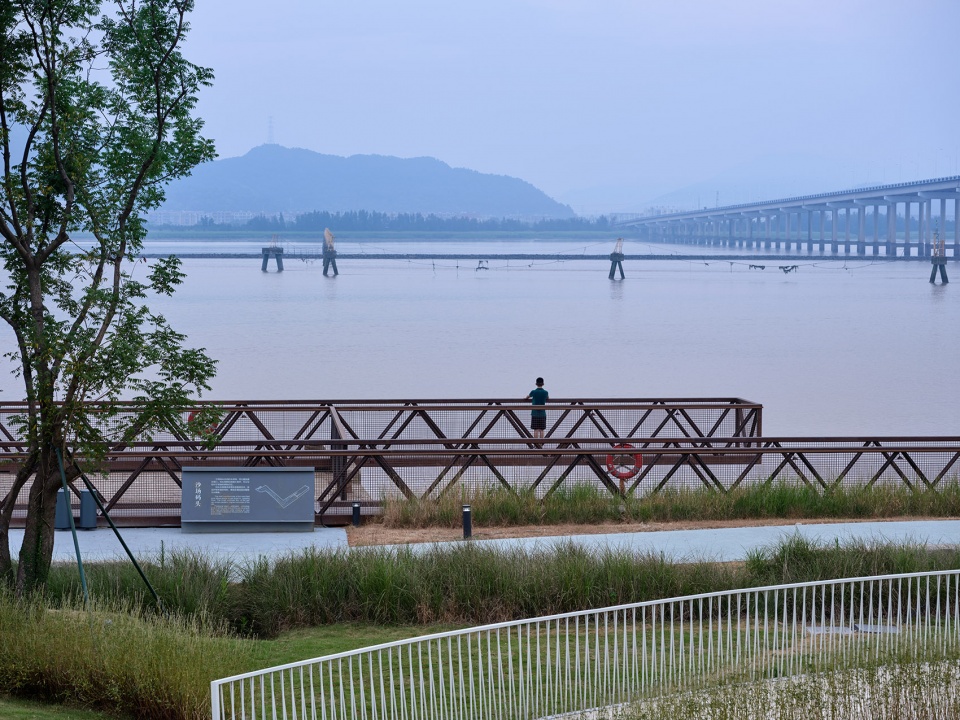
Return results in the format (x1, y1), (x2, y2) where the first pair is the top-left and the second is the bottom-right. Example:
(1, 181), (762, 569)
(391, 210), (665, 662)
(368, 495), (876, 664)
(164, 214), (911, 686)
(2, 398), (958, 526)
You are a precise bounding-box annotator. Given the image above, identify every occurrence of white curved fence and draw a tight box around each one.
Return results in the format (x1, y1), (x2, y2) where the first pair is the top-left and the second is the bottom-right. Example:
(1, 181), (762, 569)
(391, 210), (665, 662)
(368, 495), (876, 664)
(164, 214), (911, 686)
(211, 570), (960, 720)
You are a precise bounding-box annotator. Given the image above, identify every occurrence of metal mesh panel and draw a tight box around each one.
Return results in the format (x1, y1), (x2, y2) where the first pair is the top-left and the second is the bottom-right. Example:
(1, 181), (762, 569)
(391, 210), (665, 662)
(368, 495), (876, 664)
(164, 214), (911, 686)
(3, 400), (960, 526)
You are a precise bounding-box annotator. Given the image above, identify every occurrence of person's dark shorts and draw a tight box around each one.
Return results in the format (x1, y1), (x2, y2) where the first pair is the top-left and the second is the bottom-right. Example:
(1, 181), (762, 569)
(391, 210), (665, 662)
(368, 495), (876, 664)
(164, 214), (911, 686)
(531, 416), (546, 430)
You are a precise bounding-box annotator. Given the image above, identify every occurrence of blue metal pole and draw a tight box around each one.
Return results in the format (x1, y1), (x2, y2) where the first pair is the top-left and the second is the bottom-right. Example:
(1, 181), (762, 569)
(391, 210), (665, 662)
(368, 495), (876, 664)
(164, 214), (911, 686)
(55, 447), (88, 605)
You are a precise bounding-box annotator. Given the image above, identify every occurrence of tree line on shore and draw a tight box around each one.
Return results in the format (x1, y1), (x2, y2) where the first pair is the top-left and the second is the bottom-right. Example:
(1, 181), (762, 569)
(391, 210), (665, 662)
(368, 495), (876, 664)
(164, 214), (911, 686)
(179, 210), (618, 232)
(167, 208), (957, 234)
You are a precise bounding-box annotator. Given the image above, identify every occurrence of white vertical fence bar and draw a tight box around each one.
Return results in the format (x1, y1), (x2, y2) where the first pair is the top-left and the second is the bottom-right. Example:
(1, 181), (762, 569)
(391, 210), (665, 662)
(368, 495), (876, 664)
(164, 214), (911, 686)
(213, 569), (960, 720)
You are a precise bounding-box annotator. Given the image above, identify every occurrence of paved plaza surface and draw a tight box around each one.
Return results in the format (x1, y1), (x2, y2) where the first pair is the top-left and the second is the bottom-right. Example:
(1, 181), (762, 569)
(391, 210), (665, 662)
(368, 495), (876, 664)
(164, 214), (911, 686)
(9, 519), (960, 565)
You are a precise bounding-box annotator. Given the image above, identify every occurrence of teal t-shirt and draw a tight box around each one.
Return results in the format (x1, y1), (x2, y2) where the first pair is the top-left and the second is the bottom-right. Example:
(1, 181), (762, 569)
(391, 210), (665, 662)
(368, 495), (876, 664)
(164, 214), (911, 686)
(529, 387), (548, 418)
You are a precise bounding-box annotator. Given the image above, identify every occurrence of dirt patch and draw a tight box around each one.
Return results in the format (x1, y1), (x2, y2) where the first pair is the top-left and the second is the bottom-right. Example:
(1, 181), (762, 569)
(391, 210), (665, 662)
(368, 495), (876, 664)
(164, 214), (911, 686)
(345, 516), (955, 547)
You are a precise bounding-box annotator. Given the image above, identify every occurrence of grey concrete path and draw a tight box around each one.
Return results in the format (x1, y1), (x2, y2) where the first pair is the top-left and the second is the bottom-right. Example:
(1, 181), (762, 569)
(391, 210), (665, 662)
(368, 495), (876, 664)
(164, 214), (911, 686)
(9, 519), (960, 565)
(437, 520), (960, 562)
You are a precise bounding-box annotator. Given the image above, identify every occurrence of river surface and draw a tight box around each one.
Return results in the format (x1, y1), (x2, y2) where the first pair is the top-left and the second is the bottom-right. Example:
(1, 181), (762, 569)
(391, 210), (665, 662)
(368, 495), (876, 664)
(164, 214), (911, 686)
(0, 239), (956, 436)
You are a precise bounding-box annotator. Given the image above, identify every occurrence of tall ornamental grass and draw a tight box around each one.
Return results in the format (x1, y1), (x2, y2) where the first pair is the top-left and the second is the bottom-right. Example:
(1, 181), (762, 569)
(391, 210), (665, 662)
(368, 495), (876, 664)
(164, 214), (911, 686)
(42, 536), (960, 637)
(234, 542), (744, 636)
(43, 546), (235, 620)
(381, 481), (960, 527)
(745, 535), (960, 585)
(0, 591), (260, 720)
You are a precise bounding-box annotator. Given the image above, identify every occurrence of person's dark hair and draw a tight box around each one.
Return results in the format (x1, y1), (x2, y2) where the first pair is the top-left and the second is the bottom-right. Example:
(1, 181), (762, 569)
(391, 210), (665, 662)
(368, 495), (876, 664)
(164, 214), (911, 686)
(536, 377), (544, 386)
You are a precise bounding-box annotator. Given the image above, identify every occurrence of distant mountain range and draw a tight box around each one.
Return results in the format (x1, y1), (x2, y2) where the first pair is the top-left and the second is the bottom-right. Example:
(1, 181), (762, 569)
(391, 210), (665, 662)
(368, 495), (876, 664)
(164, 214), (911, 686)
(157, 144), (574, 219)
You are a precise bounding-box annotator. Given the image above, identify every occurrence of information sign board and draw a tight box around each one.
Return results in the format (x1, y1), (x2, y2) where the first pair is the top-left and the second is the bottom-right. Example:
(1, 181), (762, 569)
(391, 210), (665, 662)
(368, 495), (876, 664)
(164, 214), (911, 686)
(181, 467), (315, 533)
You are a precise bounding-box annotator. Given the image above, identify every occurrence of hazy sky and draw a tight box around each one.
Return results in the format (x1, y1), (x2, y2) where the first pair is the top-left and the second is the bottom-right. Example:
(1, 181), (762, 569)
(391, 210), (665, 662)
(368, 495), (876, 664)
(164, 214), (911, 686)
(187, 0), (960, 213)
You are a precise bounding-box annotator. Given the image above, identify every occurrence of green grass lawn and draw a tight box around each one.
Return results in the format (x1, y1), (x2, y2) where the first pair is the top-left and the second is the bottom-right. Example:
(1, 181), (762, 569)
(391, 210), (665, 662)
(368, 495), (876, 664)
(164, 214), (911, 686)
(0, 696), (114, 720)
(257, 622), (464, 668)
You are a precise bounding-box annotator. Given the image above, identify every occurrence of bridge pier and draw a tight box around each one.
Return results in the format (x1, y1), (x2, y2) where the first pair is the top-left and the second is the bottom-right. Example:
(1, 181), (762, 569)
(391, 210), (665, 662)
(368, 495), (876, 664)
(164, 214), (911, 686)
(872, 204), (880, 256)
(931, 258), (949, 283)
(887, 203), (897, 257)
(956, 197), (960, 258)
(608, 251), (625, 279)
(842, 208), (850, 254)
(863, 206), (869, 256)
(919, 201), (927, 257)
(905, 202), (913, 257)
(261, 247), (284, 272)
(322, 248), (338, 276)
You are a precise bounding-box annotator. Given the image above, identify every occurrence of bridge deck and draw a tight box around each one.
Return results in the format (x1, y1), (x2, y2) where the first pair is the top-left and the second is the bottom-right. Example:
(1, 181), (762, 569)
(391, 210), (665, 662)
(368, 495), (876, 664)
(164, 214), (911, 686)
(2, 399), (958, 526)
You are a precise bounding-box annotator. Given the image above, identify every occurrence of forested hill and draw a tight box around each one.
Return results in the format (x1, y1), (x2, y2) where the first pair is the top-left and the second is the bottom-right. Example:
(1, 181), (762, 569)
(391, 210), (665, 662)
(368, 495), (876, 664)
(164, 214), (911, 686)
(158, 144), (575, 219)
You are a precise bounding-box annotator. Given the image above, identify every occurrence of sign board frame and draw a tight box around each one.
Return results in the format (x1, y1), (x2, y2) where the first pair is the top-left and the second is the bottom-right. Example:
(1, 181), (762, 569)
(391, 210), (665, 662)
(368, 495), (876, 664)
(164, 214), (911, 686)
(181, 466), (315, 533)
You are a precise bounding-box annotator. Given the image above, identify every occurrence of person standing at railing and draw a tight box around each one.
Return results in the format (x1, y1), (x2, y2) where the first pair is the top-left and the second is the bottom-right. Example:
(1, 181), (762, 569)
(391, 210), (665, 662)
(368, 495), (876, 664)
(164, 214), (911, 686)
(525, 377), (549, 439)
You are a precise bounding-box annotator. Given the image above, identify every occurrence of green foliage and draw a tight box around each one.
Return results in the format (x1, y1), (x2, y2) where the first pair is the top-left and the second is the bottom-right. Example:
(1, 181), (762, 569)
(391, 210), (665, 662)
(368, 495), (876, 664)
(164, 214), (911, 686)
(170, 543), (747, 636)
(0, 695), (112, 720)
(0, 590), (259, 720)
(44, 547), (235, 619)
(381, 481), (960, 528)
(17, 537), (960, 717)
(0, 0), (218, 591)
(38, 536), (960, 639)
(745, 535), (960, 586)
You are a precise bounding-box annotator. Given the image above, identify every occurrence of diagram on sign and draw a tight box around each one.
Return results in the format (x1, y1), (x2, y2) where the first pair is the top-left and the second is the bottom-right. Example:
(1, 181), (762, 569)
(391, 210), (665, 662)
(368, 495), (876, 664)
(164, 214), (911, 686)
(256, 484), (311, 509)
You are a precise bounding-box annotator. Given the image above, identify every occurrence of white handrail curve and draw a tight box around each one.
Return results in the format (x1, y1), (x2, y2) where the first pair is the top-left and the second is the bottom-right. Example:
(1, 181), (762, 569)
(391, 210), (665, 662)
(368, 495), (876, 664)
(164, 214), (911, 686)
(212, 568), (960, 719)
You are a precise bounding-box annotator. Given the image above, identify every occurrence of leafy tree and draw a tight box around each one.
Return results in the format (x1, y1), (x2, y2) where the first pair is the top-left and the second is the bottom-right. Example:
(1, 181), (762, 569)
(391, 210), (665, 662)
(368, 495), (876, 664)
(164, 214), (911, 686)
(0, 0), (217, 593)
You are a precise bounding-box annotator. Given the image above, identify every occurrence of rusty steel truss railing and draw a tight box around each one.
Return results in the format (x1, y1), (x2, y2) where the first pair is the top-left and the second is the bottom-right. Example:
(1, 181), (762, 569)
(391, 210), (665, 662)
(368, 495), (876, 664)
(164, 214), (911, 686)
(2, 397), (759, 525)
(2, 399), (959, 526)
(0, 397), (764, 449)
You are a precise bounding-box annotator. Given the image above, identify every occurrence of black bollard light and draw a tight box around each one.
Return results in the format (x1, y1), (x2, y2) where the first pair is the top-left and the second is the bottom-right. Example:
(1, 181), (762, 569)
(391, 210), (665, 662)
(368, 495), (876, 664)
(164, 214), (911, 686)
(352, 502), (361, 527)
(462, 504), (472, 539)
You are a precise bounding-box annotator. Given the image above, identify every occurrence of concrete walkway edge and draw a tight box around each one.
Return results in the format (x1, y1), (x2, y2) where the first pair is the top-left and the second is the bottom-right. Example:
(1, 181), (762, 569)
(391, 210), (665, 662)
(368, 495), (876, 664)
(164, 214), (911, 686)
(8, 519), (960, 565)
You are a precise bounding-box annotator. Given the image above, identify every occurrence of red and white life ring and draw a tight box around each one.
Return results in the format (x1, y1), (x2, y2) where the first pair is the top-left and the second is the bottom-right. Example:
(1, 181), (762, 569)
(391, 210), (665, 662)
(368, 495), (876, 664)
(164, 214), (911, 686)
(605, 443), (642, 480)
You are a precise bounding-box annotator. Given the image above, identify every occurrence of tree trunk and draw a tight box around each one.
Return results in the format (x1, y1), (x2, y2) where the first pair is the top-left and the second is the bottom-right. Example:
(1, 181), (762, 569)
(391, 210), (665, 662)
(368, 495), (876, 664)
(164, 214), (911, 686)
(0, 455), (38, 585)
(14, 454), (62, 596)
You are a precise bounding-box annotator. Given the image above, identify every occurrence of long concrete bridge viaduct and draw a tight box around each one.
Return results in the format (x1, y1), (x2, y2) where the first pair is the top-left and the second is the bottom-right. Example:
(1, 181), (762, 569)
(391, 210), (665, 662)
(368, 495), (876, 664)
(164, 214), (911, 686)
(619, 176), (960, 258)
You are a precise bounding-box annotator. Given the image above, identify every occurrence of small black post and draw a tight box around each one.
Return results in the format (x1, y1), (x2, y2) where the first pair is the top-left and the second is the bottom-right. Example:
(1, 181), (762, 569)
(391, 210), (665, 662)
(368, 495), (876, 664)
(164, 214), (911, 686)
(462, 504), (472, 539)
(352, 501), (361, 527)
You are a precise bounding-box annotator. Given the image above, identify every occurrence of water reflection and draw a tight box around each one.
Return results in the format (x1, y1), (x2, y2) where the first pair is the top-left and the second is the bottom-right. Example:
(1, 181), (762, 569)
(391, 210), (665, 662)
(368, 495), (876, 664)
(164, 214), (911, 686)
(608, 279), (625, 301)
(930, 283), (949, 301)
